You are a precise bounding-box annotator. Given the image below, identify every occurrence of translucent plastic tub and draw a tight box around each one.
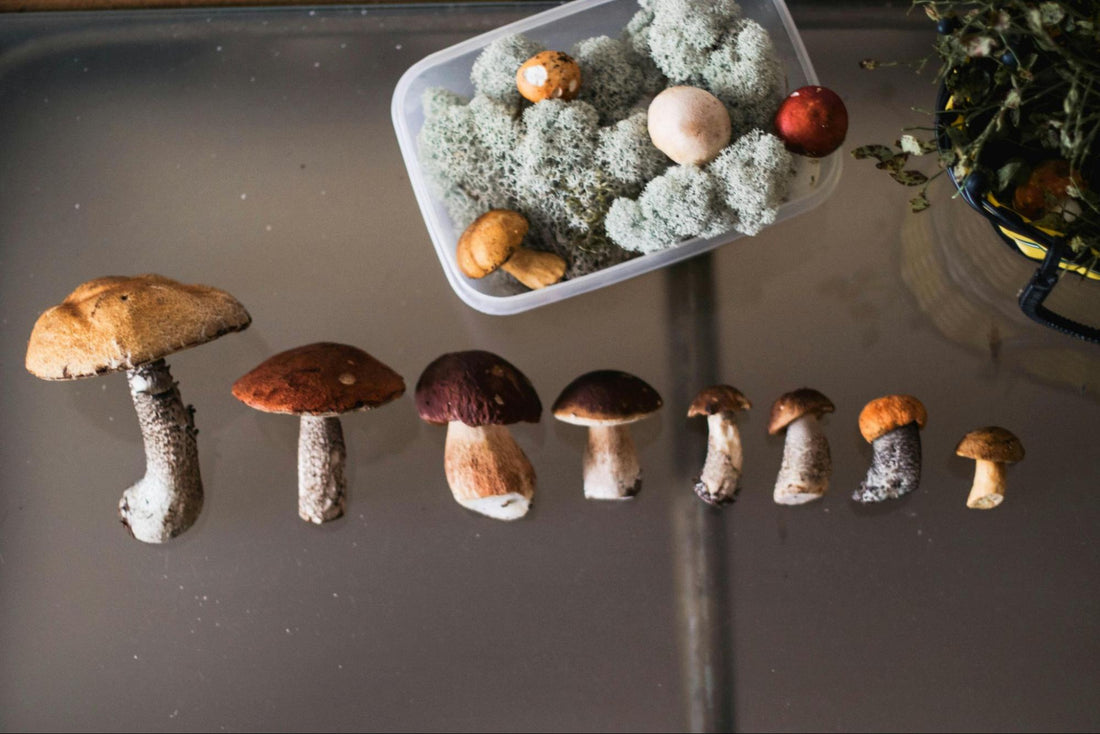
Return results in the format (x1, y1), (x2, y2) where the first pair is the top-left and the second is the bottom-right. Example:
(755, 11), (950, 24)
(391, 0), (840, 315)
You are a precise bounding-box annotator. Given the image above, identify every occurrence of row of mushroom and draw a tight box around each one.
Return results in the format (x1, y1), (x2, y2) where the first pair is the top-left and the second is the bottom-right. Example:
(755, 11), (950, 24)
(25, 274), (1025, 543)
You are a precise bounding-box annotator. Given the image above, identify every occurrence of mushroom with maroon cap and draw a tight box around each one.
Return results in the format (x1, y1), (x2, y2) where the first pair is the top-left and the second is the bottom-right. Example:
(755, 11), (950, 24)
(24, 274), (251, 543)
(553, 370), (663, 500)
(456, 210), (567, 291)
(853, 394), (927, 503)
(415, 350), (542, 521)
(232, 342), (405, 524)
(956, 426), (1024, 509)
(768, 388), (835, 506)
(687, 385), (751, 506)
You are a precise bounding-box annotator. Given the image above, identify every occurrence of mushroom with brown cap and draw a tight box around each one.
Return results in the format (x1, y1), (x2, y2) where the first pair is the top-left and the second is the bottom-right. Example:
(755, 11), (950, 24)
(415, 350), (542, 520)
(768, 388), (835, 506)
(553, 370), (663, 500)
(853, 394), (927, 503)
(956, 426), (1024, 509)
(687, 385), (751, 506)
(231, 342), (405, 524)
(456, 209), (567, 290)
(24, 274), (251, 543)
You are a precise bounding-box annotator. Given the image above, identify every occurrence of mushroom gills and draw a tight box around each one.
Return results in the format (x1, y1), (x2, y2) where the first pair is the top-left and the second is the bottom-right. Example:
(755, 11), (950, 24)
(774, 414), (831, 505)
(853, 422), (921, 503)
(584, 424), (641, 500)
(444, 422), (534, 520)
(694, 412), (743, 506)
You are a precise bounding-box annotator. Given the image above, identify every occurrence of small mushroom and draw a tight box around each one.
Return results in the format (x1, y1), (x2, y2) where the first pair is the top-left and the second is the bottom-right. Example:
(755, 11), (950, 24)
(516, 50), (582, 103)
(553, 370), (663, 500)
(415, 350), (541, 521)
(768, 388), (835, 505)
(853, 394), (927, 503)
(955, 426), (1024, 509)
(231, 343), (405, 524)
(455, 209), (567, 290)
(25, 274), (251, 543)
(647, 86), (732, 166)
(687, 385), (751, 507)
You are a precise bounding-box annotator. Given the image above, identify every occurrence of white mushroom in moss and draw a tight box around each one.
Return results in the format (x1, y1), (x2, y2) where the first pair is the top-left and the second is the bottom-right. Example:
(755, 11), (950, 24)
(853, 394), (928, 503)
(24, 274), (251, 543)
(955, 426), (1025, 509)
(647, 85), (732, 166)
(455, 209), (567, 291)
(231, 342), (405, 524)
(687, 384), (751, 507)
(768, 388), (835, 506)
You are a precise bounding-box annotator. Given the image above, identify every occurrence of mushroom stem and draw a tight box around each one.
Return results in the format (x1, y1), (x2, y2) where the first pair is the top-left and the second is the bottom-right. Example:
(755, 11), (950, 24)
(297, 415), (346, 524)
(694, 412), (742, 506)
(853, 422), (922, 503)
(584, 424), (641, 500)
(966, 459), (1006, 509)
(444, 422), (534, 520)
(774, 414), (831, 505)
(501, 248), (567, 290)
(118, 359), (203, 543)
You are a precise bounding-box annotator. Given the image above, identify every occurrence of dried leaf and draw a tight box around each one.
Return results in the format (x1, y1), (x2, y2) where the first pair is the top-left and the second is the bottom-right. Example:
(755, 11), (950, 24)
(877, 154), (910, 174)
(898, 134), (926, 155)
(851, 144), (896, 162)
(910, 192), (931, 212)
(893, 170), (929, 186)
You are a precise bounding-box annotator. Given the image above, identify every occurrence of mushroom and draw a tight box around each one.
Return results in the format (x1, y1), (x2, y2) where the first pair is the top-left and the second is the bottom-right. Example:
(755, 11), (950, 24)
(853, 394), (928, 503)
(768, 388), (835, 506)
(415, 350), (542, 521)
(231, 342), (405, 524)
(686, 385), (751, 507)
(647, 86), (732, 166)
(24, 274), (251, 543)
(955, 426), (1024, 509)
(552, 370), (663, 500)
(455, 209), (567, 290)
(516, 50), (582, 103)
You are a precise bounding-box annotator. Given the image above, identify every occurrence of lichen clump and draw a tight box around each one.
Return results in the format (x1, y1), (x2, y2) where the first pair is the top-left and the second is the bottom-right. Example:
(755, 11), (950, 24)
(418, 0), (795, 283)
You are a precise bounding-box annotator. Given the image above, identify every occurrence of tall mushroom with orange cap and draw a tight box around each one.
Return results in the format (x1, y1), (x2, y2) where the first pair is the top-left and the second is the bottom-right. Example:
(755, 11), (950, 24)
(956, 426), (1024, 509)
(687, 385), (751, 506)
(456, 210), (567, 290)
(231, 342), (405, 524)
(24, 274), (251, 543)
(854, 394), (928, 503)
(768, 388), (835, 505)
(415, 350), (542, 521)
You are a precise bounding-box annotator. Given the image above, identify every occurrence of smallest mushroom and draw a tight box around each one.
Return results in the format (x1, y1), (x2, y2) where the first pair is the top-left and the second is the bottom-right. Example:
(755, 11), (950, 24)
(768, 388), (835, 506)
(854, 394), (927, 503)
(456, 209), (567, 290)
(687, 385), (751, 507)
(956, 426), (1024, 509)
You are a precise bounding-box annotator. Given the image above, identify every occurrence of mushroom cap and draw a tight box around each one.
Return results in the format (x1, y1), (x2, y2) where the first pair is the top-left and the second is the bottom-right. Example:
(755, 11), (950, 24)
(232, 342), (405, 417)
(25, 274), (251, 380)
(858, 394), (927, 443)
(455, 210), (528, 279)
(415, 350), (541, 427)
(687, 384), (751, 418)
(956, 426), (1024, 463)
(647, 85), (733, 166)
(768, 387), (835, 435)
(552, 370), (663, 426)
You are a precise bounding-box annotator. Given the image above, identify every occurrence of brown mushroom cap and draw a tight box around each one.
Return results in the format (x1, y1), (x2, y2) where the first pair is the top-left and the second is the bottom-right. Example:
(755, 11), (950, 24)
(956, 426), (1025, 463)
(455, 210), (528, 279)
(858, 394), (927, 443)
(552, 370), (663, 426)
(687, 384), (751, 418)
(415, 350), (541, 427)
(25, 274), (251, 380)
(768, 387), (835, 435)
(232, 342), (405, 417)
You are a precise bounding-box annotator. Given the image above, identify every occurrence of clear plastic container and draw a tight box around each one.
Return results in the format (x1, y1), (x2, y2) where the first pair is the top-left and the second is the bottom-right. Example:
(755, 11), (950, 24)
(391, 0), (840, 315)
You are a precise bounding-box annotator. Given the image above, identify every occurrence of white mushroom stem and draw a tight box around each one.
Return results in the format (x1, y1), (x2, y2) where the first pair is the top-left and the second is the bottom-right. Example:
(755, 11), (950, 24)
(501, 248), (567, 290)
(298, 415), (346, 524)
(694, 412), (743, 506)
(773, 414), (831, 505)
(118, 359), (203, 543)
(853, 422), (922, 503)
(966, 459), (1006, 509)
(444, 422), (534, 521)
(584, 424), (641, 500)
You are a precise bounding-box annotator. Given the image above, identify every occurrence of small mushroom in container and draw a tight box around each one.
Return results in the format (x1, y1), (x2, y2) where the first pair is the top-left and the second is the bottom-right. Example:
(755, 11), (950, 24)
(231, 343), (405, 524)
(455, 209), (567, 291)
(687, 385), (751, 507)
(552, 370), (663, 500)
(853, 394), (927, 503)
(955, 426), (1024, 509)
(768, 388), (835, 506)
(415, 350), (542, 521)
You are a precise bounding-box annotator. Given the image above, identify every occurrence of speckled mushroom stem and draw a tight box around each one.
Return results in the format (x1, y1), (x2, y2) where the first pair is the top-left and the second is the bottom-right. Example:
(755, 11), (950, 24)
(694, 412), (742, 506)
(853, 422), (922, 503)
(966, 459), (1006, 509)
(584, 424), (641, 500)
(297, 415), (346, 524)
(119, 359), (203, 543)
(774, 414), (831, 505)
(444, 422), (534, 521)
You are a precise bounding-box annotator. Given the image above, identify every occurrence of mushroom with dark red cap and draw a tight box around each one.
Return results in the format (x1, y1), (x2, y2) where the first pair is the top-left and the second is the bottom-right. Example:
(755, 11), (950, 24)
(768, 388), (835, 506)
(853, 394), (927, 503)
(415, 350), (542, 521)
(24, 274), (251, 543)
(456, 210), (567, 291)
(956, 426), (1024, 509)
(232, 342), (405, 524)
(687, 385), (751, 506)
(552, 370), (663, 500)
